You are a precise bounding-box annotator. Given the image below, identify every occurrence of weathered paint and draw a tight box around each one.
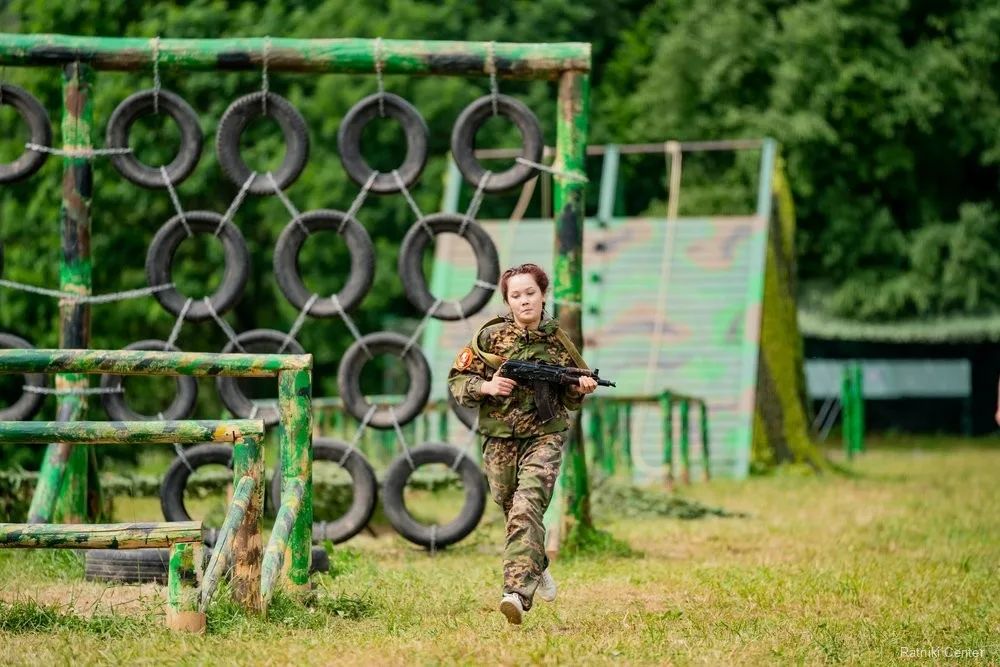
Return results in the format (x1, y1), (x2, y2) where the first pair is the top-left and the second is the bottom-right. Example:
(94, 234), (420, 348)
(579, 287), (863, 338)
(200, 475), (255, 612)
(0, 348), (311, 376)
(661, 392), (674, 489)
(260, 478), (304, 607)
(0, 521), (202, 548)
(278, 369), (312, 592)
(231, 431), (264, 614)
(0, 419), (263, 444)
(679, 399), (691, 484)
(27, 402), (76, 523)
(700, 402), (711, 480)
(167, 542), (205, 633)
(552, 70), (591, 534)
(0, 34), (589, 79)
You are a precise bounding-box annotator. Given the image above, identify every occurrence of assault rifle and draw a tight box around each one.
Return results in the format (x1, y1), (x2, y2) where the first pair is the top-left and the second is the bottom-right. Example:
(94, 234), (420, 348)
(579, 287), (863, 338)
(496, 359), (615, 423)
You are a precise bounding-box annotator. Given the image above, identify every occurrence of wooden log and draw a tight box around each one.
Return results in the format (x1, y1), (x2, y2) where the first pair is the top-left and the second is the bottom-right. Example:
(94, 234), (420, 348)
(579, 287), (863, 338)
(0, 420), (264, 445)
(0, 521), (202, 548)
(278, 369), (313, 594)
(260, 479), (304, 607)
(0, 348), (310, 376)
(167, 542), (206, 633)
(200, 476), (255, 612)
(231, 429), (264, 614)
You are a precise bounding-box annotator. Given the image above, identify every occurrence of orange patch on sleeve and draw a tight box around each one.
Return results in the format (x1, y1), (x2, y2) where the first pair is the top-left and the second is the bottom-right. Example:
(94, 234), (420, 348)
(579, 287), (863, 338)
(455, 347), (474, 370)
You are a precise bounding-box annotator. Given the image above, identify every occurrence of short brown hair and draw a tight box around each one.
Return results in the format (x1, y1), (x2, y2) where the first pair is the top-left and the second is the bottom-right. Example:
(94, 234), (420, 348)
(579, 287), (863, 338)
(500, 263), (549, 303)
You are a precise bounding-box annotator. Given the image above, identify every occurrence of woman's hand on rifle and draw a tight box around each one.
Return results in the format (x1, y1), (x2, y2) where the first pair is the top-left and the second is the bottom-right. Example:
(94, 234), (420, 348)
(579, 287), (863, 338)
(481, 376), (518, 397)
(572, 376), (598, 395)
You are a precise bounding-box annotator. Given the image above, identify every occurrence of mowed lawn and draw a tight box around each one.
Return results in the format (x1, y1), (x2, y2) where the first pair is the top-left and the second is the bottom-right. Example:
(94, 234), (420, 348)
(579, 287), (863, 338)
(0, 438), (997, 665)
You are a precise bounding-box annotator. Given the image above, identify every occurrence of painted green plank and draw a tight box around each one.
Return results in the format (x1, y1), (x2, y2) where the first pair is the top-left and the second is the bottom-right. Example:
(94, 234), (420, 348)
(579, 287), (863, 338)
(0, 420), (264, 444)
(0, 521), (202, 548)
(0, 349), (310, 376)
(0, 34), (589, 78)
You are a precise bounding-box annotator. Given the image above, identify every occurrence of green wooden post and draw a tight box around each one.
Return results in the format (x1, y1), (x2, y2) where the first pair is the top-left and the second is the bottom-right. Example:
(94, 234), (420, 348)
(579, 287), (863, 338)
(261, 478), (304, 608)
(438, 405), (449, 442)
(853, 363), (864, 454)
(660, 392), (674, 489)
(603, 401), (619, 476)
(622, 403), (633, 476)
(167, 541), (206, 633)
(278, 369), (312, 595)
(230, 430), (263, 613)
(841, 365), (854, 460)
(200, 475), (255, 611)
(552, 69), (592, 537)
(699, 400), (711, 481)
(588, 402), (605, 474)
(31, 62), (96, 525)
(679, 399), (691, 484)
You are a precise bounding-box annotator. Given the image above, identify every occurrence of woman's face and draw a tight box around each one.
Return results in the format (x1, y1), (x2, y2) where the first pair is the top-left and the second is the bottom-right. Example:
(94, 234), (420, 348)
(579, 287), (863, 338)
(505, 273), (545, 328)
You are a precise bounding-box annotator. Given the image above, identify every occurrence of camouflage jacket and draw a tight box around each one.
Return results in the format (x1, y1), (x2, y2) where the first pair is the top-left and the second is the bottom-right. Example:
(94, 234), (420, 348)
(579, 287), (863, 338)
(448, 314), (586, 438)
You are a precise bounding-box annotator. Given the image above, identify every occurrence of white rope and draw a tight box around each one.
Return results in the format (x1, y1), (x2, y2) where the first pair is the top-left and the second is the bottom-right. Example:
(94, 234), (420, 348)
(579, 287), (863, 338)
(329, 294), (371, 359)
(267, 171), (301, 219)
(429, 524), (437, 556)
(23, 386), (122, 396)
(278, 293), (317, 353)
(465, 171), (492, 222)
(217, 172), (256, 236)
(514, 157), (588, 183)
(0, 279), (172, 304)
(340, 404), (377, 466)
(160, 165), (193, 237)
(473, 279), (498, 290)
(485, 41), (499, 116)
(151, 36), (161, 114)
(203, 297), (244, 351)
(392, 169), (424, 220)
(389, 406), (415, 470)
(25, 144), (132, 158)
(160, 409), (195, 473)
(402, 298), (442, 356)
(450, 448), (466, 472)
(374, 37), (385, 117)
(166, 298), (192, 347)
(343, 171), (377, 232)
(261, 36), (271, 115)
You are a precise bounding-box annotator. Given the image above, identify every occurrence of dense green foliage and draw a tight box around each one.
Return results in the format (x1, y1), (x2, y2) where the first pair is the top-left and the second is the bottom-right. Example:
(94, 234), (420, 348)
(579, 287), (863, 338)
(0, 1), (995, 441)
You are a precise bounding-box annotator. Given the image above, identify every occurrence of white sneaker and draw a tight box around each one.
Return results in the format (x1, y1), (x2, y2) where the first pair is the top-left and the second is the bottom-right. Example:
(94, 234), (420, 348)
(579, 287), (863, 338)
(536, 568), (557, 602)
(500, 593), (524, 625)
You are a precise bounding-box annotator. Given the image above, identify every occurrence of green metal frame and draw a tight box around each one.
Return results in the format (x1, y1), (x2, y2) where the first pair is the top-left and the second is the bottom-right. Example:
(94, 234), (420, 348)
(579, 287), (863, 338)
(0, 32), (591, 559)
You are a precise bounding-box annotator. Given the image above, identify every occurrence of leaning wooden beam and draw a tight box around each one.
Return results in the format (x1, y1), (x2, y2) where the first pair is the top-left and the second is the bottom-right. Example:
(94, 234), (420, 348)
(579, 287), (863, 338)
(278, 368), (313, 595)
(167, 542), (206, 633)
(0, 349), (310, 376)
(200, 476), (255, 612)
(0, 521), (202, 549)
(0, 420), (263, 445)
(260, 479), (305, 607)
(0, 34), (590, 79)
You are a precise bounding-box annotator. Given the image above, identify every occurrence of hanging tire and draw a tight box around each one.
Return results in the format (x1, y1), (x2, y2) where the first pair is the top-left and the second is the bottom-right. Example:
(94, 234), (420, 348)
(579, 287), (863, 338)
(448, 390), (478, 431)
(106, 88), (203, 189)
(270, 439), (377, 544)
(145, 210), (250, 322)
(381, 443), (486, 549)
(397, 213), (499, 320)
(100, 339), (198, 421)
(0, 332), (46, 421)
(337, 93), (429, 194)
(336, 331), (431, 430)
(215, 329), (305, 427)
(216, 91), (310, 194)
(85, 548), (171, 584)
(450, 94), (543, 193)
(160, 443), (233, 547)
(0, 84), (51, 184)
(273, 209), (375, 317)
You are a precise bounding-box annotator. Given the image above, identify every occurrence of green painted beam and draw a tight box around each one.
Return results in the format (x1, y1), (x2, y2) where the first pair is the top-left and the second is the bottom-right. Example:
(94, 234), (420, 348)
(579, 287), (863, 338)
(0, 521), (202, 548)
(200, 475), (255, 611)
(278, 369), (313, 593)
(0, 420), (264, 444)
(0, 349), (310, 376)
(0, 34), (589, 78)
(261, 478), (305, 607)
(167, 542), (206, 632)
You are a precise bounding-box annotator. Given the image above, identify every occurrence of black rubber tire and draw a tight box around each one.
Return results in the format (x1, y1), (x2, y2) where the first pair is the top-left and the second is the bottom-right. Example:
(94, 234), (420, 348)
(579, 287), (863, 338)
(216, 329), (305, 427)
(0, 332), (46, 421)
(448, 390), (478, 431)
(145, 210), (250, 322)
(85, 548), (171, 584)
(381, 443), (487, 549)
(398, 213), (499, 320)
(450, 94), (543, 193)
(160, 443), (233, 547)
(100, 339), (198, 421)
(273, 209), (375, 317)
(337, 331), (431, 430)
(270, 439), (377, 544)
(337, 92), (429, 194)
(216, 91), (310, 194)
(0, 84), (51, 184)
(106, 88), (203, 189)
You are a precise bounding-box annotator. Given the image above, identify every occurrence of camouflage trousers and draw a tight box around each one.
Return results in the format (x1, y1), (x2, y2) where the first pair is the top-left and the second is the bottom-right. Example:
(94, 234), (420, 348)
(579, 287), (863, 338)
(482, 432), (564, 609)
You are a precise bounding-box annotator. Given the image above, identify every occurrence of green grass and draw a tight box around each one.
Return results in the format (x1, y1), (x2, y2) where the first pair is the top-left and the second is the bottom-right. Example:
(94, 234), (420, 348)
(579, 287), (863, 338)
(1, 437), (998, 665)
